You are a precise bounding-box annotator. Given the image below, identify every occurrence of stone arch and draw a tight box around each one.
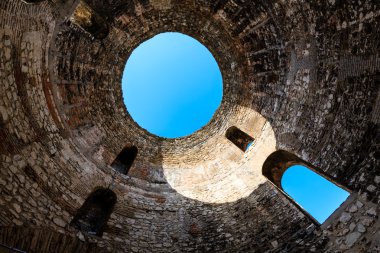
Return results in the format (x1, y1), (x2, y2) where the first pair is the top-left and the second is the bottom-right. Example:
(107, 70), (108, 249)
(111, 146), (138, 175)
(262, 150), (351, 223)
(262, 150), (349, 190)
(262, 150), (305, 188)
(70, 188), (117, 236)
(225, 126), (254, 152)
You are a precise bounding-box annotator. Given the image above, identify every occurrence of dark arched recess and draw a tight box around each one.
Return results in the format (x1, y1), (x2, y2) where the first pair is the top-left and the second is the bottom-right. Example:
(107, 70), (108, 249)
(70, 188), (117, 236)
(225, 126), (254, 152)
(111, 146), (138, 175)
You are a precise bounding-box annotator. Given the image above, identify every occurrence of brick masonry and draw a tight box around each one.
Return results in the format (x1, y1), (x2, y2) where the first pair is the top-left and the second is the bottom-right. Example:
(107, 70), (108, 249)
(0, 0), (379, 252)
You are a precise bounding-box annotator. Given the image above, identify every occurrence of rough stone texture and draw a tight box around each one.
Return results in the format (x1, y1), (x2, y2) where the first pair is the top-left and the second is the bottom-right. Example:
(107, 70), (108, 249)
(0, 0), (379, 252)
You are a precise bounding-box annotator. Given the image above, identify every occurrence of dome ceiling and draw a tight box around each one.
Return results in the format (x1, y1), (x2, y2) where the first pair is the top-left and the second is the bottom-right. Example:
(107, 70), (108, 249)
(0, 0), (379, 252)
(50, 1), (280, 203)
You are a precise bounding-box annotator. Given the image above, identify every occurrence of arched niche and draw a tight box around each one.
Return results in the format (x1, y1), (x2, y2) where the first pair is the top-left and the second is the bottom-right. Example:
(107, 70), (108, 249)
(225, 126), (254, 152)
(111, 146), (138, 175)
(70, 188), (117, 236)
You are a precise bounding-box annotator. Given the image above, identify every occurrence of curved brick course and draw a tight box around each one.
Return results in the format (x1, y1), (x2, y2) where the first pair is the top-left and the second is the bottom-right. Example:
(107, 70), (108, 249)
(0, 0), (379, 252)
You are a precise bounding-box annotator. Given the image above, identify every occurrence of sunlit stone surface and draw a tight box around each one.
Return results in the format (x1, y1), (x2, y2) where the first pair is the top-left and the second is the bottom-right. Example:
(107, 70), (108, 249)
(0, 0), (379, 252)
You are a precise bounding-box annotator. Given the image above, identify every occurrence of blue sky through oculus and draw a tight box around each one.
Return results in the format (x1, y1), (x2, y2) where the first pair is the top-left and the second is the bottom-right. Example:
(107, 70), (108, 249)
(122, 32), (223, 138)
(122, 33), (348, 223)
(282, 165), (350, 223)
(122, 33), (349, 224)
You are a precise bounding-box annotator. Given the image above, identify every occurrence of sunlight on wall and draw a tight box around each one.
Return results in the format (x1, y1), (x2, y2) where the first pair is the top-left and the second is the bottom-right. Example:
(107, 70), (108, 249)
(163, 108), (276, 204)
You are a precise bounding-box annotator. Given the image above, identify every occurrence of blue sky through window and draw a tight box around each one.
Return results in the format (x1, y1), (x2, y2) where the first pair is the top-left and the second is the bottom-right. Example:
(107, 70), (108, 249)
(122, 33), (348, 221)
(281, 165), (350, 223)
(122, 32), (222, 138)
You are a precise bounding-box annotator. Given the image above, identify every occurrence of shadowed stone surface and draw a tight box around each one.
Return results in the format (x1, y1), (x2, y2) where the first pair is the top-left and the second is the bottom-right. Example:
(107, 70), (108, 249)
(0, 0), (379, 252)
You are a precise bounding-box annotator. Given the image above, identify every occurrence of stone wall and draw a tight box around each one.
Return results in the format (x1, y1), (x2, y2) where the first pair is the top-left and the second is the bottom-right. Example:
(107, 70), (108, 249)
(0, 0), (379, 252)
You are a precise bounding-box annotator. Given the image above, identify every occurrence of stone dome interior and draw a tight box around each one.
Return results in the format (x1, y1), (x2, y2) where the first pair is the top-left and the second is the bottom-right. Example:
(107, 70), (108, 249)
(0, 0), (379, 252)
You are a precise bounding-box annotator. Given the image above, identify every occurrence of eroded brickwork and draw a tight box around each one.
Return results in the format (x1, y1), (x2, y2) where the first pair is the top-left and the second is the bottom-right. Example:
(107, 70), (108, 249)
(0, 0), (379, 252)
